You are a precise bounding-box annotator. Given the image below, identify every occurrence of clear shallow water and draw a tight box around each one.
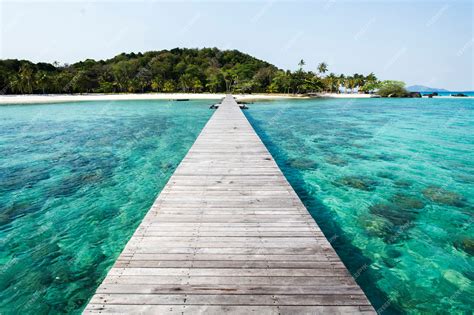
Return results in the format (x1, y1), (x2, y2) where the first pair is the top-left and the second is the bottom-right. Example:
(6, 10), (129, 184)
(0, 100), (212, 313)
(245, 98), (474, 314)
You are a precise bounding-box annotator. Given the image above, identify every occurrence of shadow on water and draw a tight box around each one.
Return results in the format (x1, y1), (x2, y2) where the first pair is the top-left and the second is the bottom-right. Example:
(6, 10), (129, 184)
(246, 113), (402, 314)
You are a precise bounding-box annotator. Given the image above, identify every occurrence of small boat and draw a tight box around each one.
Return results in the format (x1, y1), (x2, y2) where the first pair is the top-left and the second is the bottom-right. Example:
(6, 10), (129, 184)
(174, 99), (189, 101)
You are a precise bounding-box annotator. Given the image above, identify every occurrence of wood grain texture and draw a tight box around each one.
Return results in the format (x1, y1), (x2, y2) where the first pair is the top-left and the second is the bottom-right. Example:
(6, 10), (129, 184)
(84, 95), (374, 314)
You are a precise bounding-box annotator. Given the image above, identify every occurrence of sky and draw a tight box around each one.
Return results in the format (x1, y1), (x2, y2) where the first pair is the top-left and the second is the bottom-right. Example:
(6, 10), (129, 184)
(1, 0), (473, 90)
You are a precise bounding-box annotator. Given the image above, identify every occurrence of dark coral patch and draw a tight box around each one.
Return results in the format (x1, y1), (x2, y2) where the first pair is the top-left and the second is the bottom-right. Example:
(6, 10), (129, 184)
(325, 155), (348, 166)
(394, 180), (412, 188)
(376, 153), (396, 161)
(386, 248), (402, 259)
(339, 176), (377, 191)
(390, 193), (425, 210)
(422, 186), (466, 207)
(377, 172), (396, 180)
(286, 158), (318, 170)
(369, 203), (418, 227)
(453, 237), (474, 256)
(368, 193), (425, 237)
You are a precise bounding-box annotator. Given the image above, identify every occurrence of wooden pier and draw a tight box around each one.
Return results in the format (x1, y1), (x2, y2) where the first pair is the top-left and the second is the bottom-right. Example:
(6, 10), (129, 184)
(84, 95), (374, 314)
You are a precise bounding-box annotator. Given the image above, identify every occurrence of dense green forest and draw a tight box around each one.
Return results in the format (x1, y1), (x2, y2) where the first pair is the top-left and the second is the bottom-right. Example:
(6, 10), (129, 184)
(0, 48), (385, 95)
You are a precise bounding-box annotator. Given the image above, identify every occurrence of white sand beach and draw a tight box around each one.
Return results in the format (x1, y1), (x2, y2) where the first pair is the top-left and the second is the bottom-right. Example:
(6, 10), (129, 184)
(316, 93), (373, 98)
(0, 93), (307, 105)
(9, 92), (466, 105)
(2, 93), (464, 105)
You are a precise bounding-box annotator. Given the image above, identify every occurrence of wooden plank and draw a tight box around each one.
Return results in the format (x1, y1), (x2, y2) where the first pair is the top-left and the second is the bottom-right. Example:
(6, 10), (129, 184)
(95, 284), (365, 295)
(106, 268), (352, 277)
(101, 275), (356, 286)
(117, 254), (337, 262)
(84, 95), (374, 313)
(113, 260), (347, 269)
(122, 246), (340, 256)
(84, 305), (374, 314)
(89, 293), (371, 306)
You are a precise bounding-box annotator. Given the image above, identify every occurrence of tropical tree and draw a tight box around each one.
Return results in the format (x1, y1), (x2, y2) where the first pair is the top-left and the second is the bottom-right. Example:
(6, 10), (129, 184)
(266, 82), (279, 93)
(359, 73), (379, 93)
(136, 68), (152, 92)
(179, 73), (194, 92)
(342, 76), (358, 93)
(234, 80), (255, 94)
(305, 75), (324, 93)
(323, 73), (339, 93)
(205, 72), (222, 93)
(271, 70), (291, 93)
(291, 70), (307, 94)
(365, 72), (377, 83)
(353, 73), (365, 92)
(298, 59), (305, 70)
(35, 71), (50, 94)
(222, 69), (237, 92)
(112, 61), (132, 92)
(252, 67), (275, 92)
(9, 74), (22, 94)
(0, 48), (389, 95)
(53, 71), (74, 93)
(17, 65), (34, 94)
(192, 78), (203, 93)
(338, 74), (345, 93)
(162, 80), (176, 92)
(151, 77), (163, 92)
(317, 62), (328, 76)
(377, 80), (408, 97)
(360, 81), (380, 93)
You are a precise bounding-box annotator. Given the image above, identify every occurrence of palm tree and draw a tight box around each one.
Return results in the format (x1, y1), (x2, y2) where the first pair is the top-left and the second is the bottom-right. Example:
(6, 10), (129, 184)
(35, 71), (49, 94)
(317, 62), (328, 76)
(338, 74), (346, 93)
(222, 69), (237, 92)
(360, 73), (379, 93)
(365, 72), (377, 83)
(353, 73), (365, 92)
(151, 78), (163, 92)
(298, 59), (305, 70)
(192, 78), (203, 93)
(345, 76), (357, 93)
(343, 76), (354, 93)
(324, 73), (338, 93)
(9, 74), (22, 94)
(206, 78), (220, 93)
(17, 65), (34, 94)
(136, 68), (152, 92)
(179, 73), (193, 92)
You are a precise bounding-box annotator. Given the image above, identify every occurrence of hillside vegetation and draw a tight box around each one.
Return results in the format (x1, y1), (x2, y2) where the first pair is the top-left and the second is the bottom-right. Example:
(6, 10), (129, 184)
(0, 48), (385, 95)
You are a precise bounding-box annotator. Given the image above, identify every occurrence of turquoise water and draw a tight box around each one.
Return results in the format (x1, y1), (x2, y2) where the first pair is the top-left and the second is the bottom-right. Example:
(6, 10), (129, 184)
(0, 100), (212, 313)
(245, 98), (474, 314)
(1, 98), (473, 314)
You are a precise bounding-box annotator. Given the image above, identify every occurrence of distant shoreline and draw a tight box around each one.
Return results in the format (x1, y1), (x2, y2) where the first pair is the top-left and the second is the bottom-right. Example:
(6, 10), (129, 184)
(0, 93), (303, 105)
(0, 92), (470, 105)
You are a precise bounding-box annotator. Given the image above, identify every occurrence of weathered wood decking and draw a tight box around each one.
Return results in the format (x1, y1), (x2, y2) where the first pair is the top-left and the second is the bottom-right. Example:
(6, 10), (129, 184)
(84, 95), (375, 314)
